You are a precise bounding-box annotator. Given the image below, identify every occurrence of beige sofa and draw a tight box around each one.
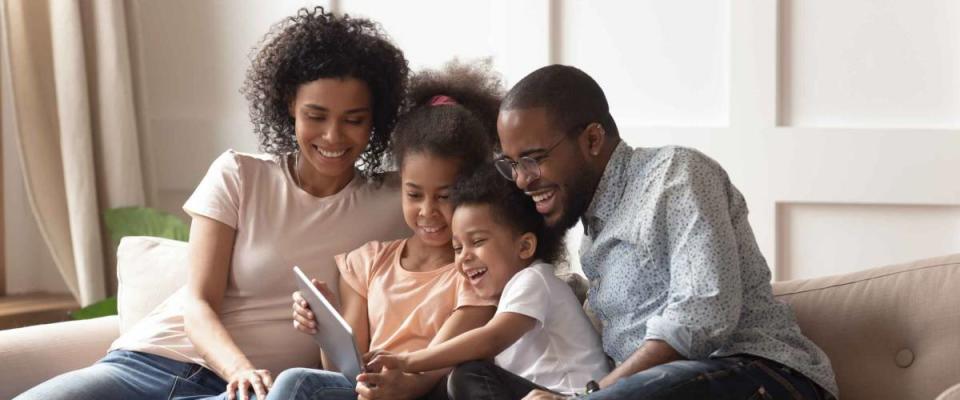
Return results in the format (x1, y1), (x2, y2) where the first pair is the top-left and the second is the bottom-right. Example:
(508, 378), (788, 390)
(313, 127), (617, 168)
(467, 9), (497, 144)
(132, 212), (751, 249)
(1, 236), (958, 399)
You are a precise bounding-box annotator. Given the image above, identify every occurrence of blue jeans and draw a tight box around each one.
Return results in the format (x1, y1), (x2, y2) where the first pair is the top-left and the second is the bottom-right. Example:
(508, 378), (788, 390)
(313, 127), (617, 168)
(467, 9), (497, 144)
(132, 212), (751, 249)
(266, 368), (356, 400)
(266, 368), (451, 400)
(584, 356), (833, 400)
(14, 350), (256, 400)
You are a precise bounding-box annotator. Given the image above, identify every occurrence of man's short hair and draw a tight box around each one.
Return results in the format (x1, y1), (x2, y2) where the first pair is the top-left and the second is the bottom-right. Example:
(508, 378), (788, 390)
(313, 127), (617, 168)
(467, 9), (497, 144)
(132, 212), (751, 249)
(501, 65), (618, 138)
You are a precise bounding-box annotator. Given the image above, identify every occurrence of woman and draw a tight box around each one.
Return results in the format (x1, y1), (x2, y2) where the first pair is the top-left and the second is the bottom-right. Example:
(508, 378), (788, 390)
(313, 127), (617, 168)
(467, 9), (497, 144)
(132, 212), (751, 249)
(16, 7), (413, 400)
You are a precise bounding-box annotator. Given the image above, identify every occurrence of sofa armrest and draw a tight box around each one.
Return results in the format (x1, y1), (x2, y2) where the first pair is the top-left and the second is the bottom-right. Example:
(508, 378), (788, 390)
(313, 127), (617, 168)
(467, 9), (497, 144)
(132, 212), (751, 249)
(938, 383), (960, 400)
(0, 316), (119, 399)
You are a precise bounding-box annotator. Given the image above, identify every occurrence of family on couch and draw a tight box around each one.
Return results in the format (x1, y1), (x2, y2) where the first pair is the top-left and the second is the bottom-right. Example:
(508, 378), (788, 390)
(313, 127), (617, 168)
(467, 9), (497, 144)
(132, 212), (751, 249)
(15, 7), (837, 400)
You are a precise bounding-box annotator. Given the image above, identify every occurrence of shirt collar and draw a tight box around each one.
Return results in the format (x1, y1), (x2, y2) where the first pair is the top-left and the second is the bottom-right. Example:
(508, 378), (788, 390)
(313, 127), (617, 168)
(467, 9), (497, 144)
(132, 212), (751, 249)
(582, 141), (632, 235)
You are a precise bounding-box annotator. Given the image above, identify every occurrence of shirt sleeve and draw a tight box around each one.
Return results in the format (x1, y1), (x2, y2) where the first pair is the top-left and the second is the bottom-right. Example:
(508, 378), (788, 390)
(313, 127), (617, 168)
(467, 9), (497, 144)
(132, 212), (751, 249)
(335, 241), (384, 299)
(494, 268), (551, 326)
(643, 148), (744, 359)
(183, 150), (242, 229)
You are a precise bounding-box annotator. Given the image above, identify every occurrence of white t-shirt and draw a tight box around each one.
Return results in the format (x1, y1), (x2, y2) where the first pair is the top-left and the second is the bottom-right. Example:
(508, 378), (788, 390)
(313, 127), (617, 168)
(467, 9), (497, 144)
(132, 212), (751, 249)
(495, 261), (611, 394)
(110, 150), (409, 375)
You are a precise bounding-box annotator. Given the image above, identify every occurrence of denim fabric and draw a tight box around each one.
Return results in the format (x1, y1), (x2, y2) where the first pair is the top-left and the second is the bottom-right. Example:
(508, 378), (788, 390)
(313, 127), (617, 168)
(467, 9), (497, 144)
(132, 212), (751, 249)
(266, 368), (451, 400)
(585, 356), (834, 400)
(447, 361), (556, 400)
(13, 350), (242, 400)
(265, 368), (356, 400)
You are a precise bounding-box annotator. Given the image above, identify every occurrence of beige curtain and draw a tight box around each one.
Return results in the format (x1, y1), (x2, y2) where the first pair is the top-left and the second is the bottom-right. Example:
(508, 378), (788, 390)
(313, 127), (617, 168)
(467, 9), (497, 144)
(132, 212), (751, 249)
(2, 0), (145, 306)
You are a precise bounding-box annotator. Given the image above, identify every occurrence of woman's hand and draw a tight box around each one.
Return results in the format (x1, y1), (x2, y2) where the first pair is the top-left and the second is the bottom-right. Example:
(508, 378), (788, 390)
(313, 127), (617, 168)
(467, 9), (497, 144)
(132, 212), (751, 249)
(226, 367), (273, 400)
(291, 278), (337, 335)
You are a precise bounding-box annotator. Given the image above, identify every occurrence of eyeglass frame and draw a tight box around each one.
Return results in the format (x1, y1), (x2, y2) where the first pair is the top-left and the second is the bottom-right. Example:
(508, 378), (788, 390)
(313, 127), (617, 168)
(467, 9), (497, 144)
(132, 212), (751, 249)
(494, 122), (594, 182)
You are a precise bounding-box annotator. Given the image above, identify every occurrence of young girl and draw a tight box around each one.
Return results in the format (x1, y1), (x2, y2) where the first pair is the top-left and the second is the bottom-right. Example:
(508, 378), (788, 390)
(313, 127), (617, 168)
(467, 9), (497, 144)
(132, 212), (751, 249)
(369, 164), (611, 398)
(272, 62), (503, 400)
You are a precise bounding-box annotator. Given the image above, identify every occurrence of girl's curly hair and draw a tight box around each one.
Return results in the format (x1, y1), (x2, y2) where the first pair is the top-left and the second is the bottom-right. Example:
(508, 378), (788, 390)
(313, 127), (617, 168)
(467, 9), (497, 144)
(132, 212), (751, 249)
(391, 59), (503, 174)
(241, 7), (408, 178)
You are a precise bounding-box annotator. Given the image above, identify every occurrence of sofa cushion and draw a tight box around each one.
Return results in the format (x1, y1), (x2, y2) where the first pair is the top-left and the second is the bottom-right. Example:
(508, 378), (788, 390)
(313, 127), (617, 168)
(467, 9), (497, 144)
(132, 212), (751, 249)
(773, 253), (960, 400)
(116, 236), (189, 333)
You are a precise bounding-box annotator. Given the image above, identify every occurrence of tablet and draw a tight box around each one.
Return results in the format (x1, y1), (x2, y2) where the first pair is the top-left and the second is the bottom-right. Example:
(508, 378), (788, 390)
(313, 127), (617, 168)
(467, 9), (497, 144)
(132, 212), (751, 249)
(293, 266), (364, 383)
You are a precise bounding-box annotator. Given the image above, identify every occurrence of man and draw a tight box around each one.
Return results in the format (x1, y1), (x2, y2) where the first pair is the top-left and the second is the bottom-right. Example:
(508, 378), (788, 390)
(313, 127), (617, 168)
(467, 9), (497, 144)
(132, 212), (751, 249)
(487, 65), (838, 399)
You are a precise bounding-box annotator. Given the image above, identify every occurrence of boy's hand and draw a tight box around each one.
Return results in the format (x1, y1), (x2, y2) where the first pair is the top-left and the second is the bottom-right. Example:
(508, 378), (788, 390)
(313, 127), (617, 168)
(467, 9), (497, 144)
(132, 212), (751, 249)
(366, 350), (409, 372)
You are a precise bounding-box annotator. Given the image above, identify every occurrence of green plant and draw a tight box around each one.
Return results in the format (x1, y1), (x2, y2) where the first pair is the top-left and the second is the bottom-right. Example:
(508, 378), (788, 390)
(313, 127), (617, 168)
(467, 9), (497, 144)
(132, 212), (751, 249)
(70, 207), (189, 320)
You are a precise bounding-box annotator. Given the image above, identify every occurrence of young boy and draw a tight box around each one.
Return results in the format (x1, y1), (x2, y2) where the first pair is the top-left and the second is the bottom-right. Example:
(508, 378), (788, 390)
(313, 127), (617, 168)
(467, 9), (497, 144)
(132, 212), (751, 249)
(368, 164), (610, 398)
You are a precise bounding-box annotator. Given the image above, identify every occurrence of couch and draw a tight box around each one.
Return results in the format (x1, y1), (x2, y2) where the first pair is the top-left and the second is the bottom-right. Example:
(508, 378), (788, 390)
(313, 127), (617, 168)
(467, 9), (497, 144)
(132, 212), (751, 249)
(1, 236), (958, 399)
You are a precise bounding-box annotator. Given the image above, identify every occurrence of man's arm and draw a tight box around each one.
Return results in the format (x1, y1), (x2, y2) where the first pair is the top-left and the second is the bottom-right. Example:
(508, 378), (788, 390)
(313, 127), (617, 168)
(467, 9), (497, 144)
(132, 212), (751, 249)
(600, 150), (746, 389)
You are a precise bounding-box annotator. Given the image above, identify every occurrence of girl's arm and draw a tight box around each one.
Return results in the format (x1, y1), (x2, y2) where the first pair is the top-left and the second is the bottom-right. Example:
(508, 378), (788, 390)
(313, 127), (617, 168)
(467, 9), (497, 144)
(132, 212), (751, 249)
(356, 305), (496, 400)
(183, 215), (273, 398)
(339, 276), (371, 357)
(371, 311), (536, 373)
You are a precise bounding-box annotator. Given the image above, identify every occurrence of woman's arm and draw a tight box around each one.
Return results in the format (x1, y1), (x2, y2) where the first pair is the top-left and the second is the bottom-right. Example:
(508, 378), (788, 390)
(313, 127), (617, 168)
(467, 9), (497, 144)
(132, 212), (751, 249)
(370, 310), (533, 374)
(182, 215), (272, 399)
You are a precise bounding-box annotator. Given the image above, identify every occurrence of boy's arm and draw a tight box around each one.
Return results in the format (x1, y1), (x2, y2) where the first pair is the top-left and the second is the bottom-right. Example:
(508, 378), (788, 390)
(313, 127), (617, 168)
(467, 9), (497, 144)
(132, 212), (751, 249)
(373, 312), (537, 373)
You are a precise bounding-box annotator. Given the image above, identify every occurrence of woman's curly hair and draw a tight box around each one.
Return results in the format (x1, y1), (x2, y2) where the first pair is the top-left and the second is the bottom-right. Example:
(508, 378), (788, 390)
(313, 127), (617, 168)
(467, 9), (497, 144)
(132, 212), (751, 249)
(391, 59), (503, 174)
(241, 7), (408, 178)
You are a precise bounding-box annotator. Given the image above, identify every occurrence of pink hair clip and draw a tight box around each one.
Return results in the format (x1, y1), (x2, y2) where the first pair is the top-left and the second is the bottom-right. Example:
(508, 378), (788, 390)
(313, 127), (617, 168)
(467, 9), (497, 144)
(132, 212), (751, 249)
(428, 95), (458, 106)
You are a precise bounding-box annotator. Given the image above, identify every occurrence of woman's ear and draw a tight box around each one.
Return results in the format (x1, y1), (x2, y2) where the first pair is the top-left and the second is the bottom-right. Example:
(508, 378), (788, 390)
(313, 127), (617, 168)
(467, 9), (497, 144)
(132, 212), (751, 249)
(518, 232), (538, 260)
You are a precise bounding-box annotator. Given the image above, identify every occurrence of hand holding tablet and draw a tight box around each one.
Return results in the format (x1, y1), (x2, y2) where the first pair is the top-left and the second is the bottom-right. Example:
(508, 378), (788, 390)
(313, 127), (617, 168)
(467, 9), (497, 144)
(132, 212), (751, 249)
(293, 266), (365, 384)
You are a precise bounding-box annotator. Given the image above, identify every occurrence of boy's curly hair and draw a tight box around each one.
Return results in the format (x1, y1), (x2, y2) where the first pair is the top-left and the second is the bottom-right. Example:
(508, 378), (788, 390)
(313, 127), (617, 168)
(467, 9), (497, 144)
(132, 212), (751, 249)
(451, 163), (565, 264)
(390, 60), (503, 173)
(241, 7), (408, 178)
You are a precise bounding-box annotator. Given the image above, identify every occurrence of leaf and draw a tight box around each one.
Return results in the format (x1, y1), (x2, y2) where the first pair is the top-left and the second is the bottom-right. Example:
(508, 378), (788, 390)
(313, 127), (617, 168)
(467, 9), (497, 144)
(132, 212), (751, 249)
(103, 206), (189, 246)
(70, 296), (118, 320)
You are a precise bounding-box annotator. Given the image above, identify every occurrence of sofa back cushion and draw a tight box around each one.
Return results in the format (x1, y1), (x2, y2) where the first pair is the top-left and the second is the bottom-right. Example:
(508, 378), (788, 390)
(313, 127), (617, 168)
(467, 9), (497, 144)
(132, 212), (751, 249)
(116, 236), (189, 333)
(773, 253), (960, 400)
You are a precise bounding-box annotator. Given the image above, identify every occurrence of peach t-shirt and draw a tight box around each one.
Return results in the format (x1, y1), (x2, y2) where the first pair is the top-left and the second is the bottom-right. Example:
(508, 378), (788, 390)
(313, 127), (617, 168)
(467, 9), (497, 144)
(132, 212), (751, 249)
(109, 150), (409, 375)
(337, 239), (496, 353)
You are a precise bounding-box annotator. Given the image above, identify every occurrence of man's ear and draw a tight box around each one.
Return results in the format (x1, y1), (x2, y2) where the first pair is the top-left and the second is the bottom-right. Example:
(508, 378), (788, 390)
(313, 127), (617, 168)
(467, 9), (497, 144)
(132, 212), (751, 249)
(518, 232), (538, 260)
(580, 122), (606, 157)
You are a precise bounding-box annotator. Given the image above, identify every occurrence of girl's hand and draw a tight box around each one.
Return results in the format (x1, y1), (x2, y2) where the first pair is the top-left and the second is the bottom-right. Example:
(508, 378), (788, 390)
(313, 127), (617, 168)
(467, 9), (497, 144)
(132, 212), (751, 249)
(291, 278), (337, 335)
(366, 350), (408, 372)
(226, 367), (273, 400)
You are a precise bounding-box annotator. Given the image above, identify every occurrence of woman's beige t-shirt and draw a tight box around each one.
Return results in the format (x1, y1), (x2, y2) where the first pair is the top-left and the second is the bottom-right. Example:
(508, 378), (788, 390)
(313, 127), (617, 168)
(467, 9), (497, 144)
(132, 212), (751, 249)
(110, 150), (409, 375)
(337, 239), (496, 354)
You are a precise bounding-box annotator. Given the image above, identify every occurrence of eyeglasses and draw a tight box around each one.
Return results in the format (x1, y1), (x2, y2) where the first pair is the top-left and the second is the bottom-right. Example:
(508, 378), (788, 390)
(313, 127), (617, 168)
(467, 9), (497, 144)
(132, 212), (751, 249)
(494, 135), (567, 182)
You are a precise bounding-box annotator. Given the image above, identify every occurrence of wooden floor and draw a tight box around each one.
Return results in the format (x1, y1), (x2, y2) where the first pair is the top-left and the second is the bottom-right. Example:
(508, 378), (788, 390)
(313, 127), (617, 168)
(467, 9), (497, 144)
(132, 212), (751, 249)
(0, 293), (79, 330)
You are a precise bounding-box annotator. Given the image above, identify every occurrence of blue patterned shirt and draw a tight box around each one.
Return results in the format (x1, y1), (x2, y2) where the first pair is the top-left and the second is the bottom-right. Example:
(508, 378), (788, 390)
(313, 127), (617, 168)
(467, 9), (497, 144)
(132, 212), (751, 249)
(580, 142), (838, 396)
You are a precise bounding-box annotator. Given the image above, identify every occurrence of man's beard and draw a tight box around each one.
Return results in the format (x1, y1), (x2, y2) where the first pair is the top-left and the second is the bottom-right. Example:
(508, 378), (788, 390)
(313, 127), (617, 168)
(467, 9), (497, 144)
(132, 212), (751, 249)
(551, 167), (596, 233)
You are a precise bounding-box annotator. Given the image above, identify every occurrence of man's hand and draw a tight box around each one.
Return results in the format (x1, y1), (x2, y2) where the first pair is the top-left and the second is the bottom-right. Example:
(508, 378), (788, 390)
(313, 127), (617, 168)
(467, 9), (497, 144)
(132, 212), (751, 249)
(521, 389), (572, 400)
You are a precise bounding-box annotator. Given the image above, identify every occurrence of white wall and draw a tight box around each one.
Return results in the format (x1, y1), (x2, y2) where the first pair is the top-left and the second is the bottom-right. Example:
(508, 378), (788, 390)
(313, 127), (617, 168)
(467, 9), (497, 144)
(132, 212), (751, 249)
(133, 0), (960, 279)
(7, 1), (957, 291)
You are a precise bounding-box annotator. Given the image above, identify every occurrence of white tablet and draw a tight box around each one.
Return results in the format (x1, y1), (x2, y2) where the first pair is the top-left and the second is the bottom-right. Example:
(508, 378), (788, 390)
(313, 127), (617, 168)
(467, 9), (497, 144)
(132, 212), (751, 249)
(293, 266), (364, 383)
